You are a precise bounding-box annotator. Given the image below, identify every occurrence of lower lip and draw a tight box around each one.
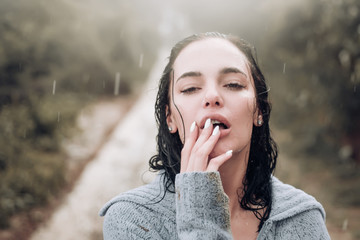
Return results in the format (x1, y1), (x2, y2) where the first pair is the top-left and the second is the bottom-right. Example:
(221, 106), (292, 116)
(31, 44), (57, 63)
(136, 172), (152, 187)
(219, 128), (230, 138)
(199, 127), (231, 137)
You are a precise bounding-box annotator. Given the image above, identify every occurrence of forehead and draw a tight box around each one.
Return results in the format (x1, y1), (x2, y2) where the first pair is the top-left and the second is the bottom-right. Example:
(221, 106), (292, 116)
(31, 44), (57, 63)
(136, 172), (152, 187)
(173, 38), (249, 74)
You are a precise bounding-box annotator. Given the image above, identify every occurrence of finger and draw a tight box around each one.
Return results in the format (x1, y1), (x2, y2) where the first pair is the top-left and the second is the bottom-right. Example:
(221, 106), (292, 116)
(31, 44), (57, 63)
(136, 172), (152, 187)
(192, 118), (213, 152)
(207, 150), (233, 172)
(180, 121), (198, 172)
(193, 125), (221, 170)
(186, 118), (213, 171)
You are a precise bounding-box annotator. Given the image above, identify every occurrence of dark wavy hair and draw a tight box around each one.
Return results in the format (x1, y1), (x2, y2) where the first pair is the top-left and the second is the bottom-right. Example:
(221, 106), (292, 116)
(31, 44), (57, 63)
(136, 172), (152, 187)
(149, 32), (278, 230)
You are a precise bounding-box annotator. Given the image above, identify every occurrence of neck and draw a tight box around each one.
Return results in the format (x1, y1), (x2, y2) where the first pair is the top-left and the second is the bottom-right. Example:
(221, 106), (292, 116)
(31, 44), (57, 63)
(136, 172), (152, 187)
(219, 148), (249, 213)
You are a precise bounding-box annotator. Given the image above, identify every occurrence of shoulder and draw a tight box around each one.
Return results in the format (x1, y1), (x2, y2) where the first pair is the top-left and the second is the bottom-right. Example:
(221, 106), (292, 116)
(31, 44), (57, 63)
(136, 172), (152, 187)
(265, 176), (330, 239)
(99, 174), (176, 239)
(274, 208), (330, 239)
(270, 176), (326, 220)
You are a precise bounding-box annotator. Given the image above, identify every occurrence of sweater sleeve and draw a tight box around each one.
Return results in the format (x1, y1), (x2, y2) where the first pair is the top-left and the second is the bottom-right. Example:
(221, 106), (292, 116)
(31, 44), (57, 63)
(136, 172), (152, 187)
(102, 200), (165, 240)
(274, 209), (330, 240)
(175, 171), (233, 239)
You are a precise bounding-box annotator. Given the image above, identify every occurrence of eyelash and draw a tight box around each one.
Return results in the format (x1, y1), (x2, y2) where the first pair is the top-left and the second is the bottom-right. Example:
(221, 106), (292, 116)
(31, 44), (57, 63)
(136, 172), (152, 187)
(180, 87), (200, 94)
(225, 83), (245, 90)
(180, 83), (244, 94)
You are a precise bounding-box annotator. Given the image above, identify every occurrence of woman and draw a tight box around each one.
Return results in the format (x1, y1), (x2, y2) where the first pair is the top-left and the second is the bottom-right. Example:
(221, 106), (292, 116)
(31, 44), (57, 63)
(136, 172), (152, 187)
(100, 32), (330, 239)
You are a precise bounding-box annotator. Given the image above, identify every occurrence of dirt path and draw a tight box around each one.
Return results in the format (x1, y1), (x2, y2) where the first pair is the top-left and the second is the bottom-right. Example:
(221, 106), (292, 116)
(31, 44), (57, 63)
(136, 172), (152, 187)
(30, 49), (168, 240)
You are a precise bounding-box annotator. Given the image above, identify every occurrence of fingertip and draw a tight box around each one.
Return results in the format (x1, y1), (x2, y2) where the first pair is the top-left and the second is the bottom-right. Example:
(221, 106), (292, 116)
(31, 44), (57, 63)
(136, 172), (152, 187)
(190, 121), (196, 133)
(225, 150), (233, 156)
(204, 118), (211, 129)
(206, 150), (233, 172)
(185, 121), (198, 144)
(212, 125), (220, 136)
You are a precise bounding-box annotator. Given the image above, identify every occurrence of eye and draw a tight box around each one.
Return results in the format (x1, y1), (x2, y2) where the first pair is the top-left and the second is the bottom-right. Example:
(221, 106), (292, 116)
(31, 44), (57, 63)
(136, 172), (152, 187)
(180, 87), (200, 94)
(224, 82), (245, 90)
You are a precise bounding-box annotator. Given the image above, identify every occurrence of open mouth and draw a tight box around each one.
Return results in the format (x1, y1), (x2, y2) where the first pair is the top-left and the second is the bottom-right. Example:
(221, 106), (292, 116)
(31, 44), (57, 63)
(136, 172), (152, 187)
(211, 119), (228, 129)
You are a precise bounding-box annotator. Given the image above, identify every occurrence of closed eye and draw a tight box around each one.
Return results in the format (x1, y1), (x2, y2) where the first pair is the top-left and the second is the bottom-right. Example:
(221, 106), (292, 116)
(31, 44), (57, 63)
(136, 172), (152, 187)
(225, 83), (245, 90)
(180, 87), (200, 94)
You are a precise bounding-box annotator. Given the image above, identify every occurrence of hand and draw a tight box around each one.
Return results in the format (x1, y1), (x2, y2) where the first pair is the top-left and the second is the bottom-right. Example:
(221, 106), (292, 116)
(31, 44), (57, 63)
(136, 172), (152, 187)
(180, 118), (233, 173)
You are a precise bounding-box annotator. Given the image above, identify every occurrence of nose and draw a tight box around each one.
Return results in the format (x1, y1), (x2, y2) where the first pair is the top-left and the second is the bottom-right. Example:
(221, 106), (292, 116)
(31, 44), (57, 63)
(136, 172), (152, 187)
(203, 86), (223, 108)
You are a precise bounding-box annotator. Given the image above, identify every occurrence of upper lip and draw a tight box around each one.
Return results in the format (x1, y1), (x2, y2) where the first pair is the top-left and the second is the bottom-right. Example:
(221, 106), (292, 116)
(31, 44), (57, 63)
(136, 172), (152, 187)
(199, 114), (231, 129)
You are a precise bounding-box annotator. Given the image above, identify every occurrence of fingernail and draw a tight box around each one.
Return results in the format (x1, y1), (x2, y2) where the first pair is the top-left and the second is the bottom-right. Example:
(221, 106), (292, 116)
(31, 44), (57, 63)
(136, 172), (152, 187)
(190, 121), (196, 132)
(212, 126), (219, 136)
(205, 118), (211, 129)
(226, 150), (233, 156)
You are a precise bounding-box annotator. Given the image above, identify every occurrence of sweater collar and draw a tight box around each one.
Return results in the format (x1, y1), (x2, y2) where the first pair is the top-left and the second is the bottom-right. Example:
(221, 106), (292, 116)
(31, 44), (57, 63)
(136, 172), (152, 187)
(269, 176), (326, 221)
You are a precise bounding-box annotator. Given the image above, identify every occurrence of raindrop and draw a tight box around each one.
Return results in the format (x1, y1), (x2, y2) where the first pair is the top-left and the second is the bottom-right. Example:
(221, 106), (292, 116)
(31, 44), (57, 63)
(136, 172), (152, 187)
(342, 218), (348, 231)
(349, 6), (358, 18)
(139, 54), (144, 68)
(339, 49), (350, 69)
(339, 145), (353, 161)
(354, 85), (357, 93)
(114, 72), (121, 96)
(259, 87), (271, 96)
(58, 112), (61, 122)
(283, 63), (286, 74)
(52, 80), (56, 95)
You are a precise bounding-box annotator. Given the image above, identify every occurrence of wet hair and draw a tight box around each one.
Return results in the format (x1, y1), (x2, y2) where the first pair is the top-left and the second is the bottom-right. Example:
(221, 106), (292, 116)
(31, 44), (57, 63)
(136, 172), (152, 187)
(149, 32), (278, 230)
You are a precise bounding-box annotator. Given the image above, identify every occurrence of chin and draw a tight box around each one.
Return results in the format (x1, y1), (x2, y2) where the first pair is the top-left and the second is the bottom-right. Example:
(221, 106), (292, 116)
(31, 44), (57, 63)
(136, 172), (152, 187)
(209, 145), (229, 159)
(209, 152), (221, 159)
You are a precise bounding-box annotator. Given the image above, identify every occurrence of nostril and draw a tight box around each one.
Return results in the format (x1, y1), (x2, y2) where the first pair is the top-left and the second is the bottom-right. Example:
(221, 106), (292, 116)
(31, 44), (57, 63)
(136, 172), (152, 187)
(205, 101), (220, 107)
(204, 99), (222, 107)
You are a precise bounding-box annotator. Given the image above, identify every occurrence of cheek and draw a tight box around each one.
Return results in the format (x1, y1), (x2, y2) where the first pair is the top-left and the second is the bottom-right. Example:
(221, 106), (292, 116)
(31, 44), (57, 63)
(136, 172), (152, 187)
(233, 99), (255, 140)
(170, 93), (202, 139)
(237, 94), (257, 117)
(169, 104), (189, 143)
(230, 96), (257, 131)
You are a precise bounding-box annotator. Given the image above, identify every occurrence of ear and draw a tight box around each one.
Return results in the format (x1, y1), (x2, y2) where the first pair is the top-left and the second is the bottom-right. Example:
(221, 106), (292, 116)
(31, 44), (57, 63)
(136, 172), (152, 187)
(253, 108), (263, 127)
(166, 105), (177, 133)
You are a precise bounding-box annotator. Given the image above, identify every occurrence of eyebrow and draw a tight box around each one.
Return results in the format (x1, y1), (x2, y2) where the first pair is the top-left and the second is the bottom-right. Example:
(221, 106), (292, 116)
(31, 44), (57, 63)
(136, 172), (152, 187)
(176, 67), (247, 83)
(176, 71), (202, 83)
(220, 67), (247, 77)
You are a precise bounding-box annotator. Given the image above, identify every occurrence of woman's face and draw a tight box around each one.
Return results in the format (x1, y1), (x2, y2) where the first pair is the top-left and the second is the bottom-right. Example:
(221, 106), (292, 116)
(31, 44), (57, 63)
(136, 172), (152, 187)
(167, 38), (259, 158)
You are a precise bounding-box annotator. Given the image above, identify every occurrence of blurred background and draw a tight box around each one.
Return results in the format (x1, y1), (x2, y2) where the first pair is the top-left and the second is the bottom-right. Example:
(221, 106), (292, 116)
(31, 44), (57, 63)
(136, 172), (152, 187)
(0, 0), (359, 239)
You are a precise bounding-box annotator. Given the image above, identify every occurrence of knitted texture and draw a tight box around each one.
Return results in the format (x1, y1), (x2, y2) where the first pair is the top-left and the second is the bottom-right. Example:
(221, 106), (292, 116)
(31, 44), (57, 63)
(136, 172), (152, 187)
(175, 172), (232, 239)
(100, 172), (330, 239)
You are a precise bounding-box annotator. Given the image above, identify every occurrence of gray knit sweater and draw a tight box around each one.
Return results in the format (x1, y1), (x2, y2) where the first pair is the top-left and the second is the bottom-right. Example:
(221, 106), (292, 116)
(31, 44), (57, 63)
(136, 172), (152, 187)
(100, 172), (330, 239)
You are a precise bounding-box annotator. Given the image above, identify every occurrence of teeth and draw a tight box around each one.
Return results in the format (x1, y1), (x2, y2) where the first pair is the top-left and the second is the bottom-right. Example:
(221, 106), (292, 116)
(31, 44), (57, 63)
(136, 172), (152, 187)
(211, 120), (221, 124)
(210, 119), (228, 129)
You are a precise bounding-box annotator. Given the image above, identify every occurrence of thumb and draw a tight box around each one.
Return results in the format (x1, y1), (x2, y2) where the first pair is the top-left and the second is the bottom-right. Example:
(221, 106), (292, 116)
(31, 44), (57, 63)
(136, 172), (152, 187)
(206, 150), (233, 172)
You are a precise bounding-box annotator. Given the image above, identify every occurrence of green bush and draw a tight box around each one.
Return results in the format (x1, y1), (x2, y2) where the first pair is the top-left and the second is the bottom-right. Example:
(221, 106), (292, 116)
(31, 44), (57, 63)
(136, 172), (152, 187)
(0, 0), (161, 229)
(0, 102), (67, 228)
(263, 0), (360, 159)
